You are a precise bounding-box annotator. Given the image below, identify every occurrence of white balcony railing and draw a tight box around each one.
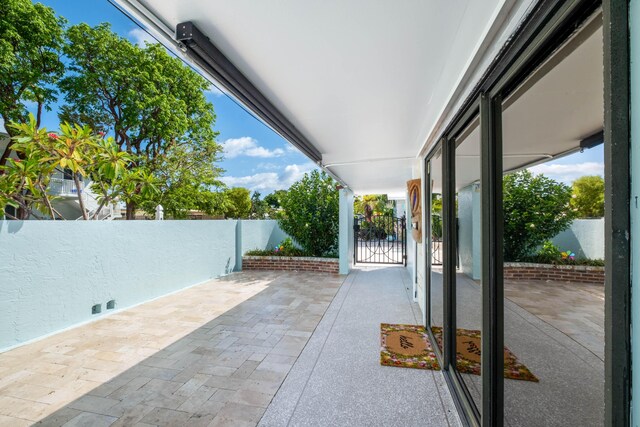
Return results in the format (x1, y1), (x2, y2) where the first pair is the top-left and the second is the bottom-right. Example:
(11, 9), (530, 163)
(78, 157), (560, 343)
(48, 178), (83, 197)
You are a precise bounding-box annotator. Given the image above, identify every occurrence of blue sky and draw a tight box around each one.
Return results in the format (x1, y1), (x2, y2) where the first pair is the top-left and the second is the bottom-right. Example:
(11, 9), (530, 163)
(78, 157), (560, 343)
(4, 1), (602, 192)
(4, 0), (318, 196)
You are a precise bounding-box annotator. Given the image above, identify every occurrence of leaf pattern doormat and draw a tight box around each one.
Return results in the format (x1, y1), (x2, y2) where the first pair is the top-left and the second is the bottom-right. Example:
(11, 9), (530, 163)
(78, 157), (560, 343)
(380, 323), (539, 382)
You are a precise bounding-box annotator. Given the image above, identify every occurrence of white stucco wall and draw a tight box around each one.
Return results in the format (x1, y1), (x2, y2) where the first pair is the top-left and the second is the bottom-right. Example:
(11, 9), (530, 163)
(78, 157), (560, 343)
(236, 220), (290, 270)
(551, 218), (604, 260)
(339, 189), (354, 275)
(0, 219), (288, 351)
(457, 184), (482, 280)
(405, 191), (417, 293)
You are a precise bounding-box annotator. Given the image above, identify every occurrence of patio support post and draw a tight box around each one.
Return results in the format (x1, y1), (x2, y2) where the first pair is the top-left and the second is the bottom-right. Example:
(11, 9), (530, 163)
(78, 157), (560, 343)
(480, 92), (504, 427)
(631, 0), (639, 424)
(339, 188), (354, 274)
(442, 135), (456, 372)
(603, 0), (632, 425)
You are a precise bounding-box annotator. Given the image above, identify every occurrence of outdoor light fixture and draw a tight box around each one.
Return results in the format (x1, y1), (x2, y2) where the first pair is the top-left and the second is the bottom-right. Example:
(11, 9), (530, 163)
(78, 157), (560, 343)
(579, 130), (604, 152)
(175, 21), (322, 164)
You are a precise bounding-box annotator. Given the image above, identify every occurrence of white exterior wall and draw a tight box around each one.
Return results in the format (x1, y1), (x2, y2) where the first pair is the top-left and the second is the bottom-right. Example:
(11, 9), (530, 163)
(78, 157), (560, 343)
(551, 218), (604, 260)
(457, 184), (482, 280)
(0, 219), (288, 351)
(339, 189), (354, 275)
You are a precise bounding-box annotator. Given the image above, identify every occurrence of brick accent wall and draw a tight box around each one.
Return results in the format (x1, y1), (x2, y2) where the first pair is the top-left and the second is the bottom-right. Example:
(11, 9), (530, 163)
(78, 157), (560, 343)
(503, 262), (604, 284)
(242, 256), (339, 274)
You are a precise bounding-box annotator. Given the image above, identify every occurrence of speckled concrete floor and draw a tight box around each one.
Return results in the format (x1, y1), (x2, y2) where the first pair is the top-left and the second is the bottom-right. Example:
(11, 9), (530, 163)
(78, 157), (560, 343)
(260, 266), (460, 427)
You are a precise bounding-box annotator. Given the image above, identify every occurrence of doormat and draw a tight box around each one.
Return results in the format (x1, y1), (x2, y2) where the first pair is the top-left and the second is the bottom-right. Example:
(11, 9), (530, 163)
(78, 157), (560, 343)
(380, 323), (441, 370)
(380, 324), (539, 382)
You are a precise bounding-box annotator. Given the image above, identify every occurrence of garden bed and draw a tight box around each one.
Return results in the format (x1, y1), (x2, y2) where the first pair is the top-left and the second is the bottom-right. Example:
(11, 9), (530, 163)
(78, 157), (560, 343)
(503, 262), (604, 284)
(242, 256), (339, 274)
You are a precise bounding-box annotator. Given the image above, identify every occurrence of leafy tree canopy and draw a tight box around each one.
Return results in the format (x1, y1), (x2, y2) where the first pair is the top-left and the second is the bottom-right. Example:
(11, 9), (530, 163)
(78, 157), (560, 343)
(0, 0), (66, 164)
(249, 191), (268, 219)
(264, 190), (287, 209)
(59, 23), (223, 219)
(570, 175), (604, 218)
(278, 170), (339, 257)
(503, 170), (576, 261)
(224, 187), (251, 219)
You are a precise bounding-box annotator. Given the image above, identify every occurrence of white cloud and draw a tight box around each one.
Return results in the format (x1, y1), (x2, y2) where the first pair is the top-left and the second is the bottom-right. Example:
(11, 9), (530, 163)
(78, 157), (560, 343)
(128, 28), (156, 47)
(528, 161), (604, 184)
(285, 144), (300, 154)
(221, 137), (285, 159)
(221, 163), (317, 193)
(205, 84), (224, 97)
(255, 162), (280, 171)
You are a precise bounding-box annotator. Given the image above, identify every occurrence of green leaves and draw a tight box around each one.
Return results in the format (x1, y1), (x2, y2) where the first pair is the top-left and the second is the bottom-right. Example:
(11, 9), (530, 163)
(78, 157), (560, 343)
(2, 15), (224, 219)
(223, 187), (252, 219)
(570, 175), (604, 218)
(277, 170), (339, 257)
(0, 0), (65, 133)
(503, 170), (576, 261)
(60, 23), (223, 218)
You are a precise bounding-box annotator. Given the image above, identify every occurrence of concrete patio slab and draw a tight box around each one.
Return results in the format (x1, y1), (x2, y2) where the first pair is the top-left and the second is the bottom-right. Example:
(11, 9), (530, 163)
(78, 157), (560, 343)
(260, 266), (460, 427)
(0, 271), (344, 426)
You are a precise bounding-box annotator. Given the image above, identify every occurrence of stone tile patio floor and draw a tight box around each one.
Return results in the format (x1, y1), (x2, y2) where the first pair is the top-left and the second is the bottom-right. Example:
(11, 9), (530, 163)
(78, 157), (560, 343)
(0, 268), (460, 426)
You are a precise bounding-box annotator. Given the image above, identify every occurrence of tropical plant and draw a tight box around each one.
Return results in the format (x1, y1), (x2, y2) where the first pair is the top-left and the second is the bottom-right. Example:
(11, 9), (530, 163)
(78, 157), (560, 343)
(570, 175), (605, 218)
(354, 194), (394, 218)
(245, 237), (307, 257)
(503, 170), (575, 261)
(534, 240), (563, 264)
(0, 0), (66, 165)
(277, 170), (339, 257)
(59, 23), (223, 219)
(0, 115), (140, 220)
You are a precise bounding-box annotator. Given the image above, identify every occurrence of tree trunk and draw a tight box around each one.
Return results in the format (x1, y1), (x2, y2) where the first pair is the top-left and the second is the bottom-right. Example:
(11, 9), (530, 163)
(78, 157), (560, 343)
(92, 199), (107, 220)
(36, 102), (43, 128)
(74, 174), (88, 220)
(126, 201), (136, 220)
(16, 206), (29, 220)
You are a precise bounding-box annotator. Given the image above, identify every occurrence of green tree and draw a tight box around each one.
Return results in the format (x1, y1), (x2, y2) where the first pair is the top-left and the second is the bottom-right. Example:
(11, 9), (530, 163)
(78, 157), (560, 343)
(59, 23), (223, 219)
(278, 170), (339, 257)
(249, 191), (268, 219)
(264, 190), (287, 209)
(503, 170), (576, 261)
(142, 143), (226, 219)
(0, 0), (66, 165)
(570, 175), (605, 218)
(224, 187), (251, 219)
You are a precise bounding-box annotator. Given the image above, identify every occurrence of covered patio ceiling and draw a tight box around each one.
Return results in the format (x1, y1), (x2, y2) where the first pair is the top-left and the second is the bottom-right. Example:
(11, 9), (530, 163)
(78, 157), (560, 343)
(112, 0), (570, 196)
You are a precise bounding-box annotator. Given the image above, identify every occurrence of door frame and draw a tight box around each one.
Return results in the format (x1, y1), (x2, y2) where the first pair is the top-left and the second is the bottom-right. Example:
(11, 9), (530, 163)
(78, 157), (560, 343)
(422, 0), (631, 425)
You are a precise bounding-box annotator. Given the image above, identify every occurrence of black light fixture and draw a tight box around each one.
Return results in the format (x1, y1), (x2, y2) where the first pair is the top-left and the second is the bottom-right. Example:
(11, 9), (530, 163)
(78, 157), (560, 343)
(579, 130), (604, 152)
(175, 21), (322, 164)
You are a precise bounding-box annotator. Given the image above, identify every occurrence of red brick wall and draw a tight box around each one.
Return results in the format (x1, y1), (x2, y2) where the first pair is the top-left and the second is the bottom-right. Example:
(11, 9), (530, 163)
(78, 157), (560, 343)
(503, 263), (604, 284)
(242, 256), (339, 274)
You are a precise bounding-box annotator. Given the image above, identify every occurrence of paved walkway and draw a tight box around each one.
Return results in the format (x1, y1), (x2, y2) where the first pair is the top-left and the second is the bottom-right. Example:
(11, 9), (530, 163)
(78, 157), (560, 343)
(0, 271), (343, 426)
(260, 266), (459, 427)
(504, 279), (604, 361)
(0, 267), (458, 427)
